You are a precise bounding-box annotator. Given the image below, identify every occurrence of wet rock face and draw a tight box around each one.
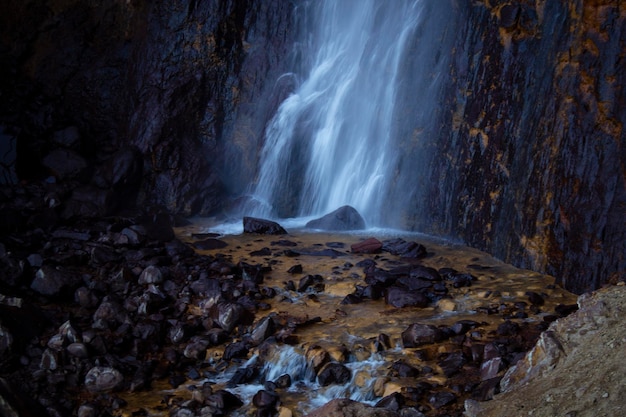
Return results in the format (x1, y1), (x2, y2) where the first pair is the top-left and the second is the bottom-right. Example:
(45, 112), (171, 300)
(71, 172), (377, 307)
(404, 1), (626, 294)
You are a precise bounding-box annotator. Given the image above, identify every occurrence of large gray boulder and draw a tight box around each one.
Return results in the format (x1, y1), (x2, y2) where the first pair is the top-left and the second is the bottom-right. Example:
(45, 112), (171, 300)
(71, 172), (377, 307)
(305, 206), (365, 231)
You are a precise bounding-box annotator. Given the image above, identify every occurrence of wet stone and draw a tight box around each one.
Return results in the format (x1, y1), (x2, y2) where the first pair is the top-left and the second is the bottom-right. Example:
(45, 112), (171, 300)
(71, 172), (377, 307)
(84, 366), (123, 393)
(428, 391), (456, 409)
(392, 360), (420, 377)
(439, 351), (466, 377)
(317, 362), (351, 386)
(402, 323), (446, 347)
(497, 320), (520, 336)
(287, 264), (302, 273)
(274, 374), (291, 388)
(409, 265), (441, 281)
(223, 341), (249, 360)
(297, 274), (325, 293)
(526, 291), (545, 306)
(382, 238), (427, 259)
(183, 336), (210, 359)
(213, 302), (247, 332)
(351, 237), (383, 254)
(66, 342), (89, 358)
(252, 389), (280, 409)
(138, 265), (163, 284)
(31, 265), (82, 297)
(378, 393), (406, 412)
(243, 217), (287, 235)
(385, 287), (430, 308)
(480, 357), (502, 381)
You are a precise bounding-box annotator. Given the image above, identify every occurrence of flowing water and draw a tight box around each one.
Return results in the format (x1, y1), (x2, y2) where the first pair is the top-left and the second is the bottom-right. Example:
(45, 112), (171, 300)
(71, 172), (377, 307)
(244, 0), (451, 227)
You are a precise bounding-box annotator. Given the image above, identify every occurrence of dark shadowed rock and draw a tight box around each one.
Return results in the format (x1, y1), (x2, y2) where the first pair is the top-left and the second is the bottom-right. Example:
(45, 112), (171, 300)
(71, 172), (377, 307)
(243, 217), (287, 235)
(298, 274), (325, 293)
(385, 287), (430, 308)
(391, 360), (420, 377)
(206, 390), (243, 413)
(213, 302), (248, 333)
(30, 265), (82, 297)
(429, 391), (456, 409)
(305, 205), (365, 231)
(252, 389), (279, 409)
(375, 392), (405, 411)
(248, 315), (275, 346)
(84, 366), (123, 393)
(439, 351), (466, 377)
(223, 341), (249, 360)
(402, 323), (446, 347)
(382, 238), (427, 259)
(317, 362), (351, 386)
(305, 398), (399, 417)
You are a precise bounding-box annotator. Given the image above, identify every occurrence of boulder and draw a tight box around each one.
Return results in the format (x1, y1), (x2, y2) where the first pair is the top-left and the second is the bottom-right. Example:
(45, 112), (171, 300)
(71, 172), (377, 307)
(243, 217), (287, 235)
(305, 206), (365, 231)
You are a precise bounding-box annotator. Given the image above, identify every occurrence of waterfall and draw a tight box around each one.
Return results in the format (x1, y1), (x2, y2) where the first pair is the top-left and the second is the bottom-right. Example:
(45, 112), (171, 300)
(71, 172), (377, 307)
(246, 0), (450, 228)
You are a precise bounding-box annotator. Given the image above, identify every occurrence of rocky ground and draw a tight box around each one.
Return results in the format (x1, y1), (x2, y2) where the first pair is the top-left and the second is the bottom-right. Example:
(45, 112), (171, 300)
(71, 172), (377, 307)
(1, 181), (597, 417)
(464, 283), (626, 417)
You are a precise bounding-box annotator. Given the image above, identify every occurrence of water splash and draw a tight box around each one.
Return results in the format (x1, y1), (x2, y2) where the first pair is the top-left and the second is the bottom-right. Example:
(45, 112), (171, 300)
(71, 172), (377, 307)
(248, 0), (437, 226)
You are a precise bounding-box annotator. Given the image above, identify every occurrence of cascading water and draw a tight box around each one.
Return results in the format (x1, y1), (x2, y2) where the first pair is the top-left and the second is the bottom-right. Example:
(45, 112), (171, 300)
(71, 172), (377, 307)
(246, 0), (450, 227)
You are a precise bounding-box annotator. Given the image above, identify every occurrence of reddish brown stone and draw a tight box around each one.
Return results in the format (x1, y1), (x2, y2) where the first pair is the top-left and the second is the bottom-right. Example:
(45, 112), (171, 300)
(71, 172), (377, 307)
(351, 237), (382, 254)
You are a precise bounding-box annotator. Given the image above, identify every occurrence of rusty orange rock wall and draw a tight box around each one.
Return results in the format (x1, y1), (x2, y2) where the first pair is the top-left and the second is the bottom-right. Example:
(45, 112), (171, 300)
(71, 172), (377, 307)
(410, 1), (625, 293)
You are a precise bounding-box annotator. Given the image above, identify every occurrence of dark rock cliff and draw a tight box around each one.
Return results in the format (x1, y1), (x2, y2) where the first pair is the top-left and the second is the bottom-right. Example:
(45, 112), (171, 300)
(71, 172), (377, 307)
(411, 0), (625, 294)
(0, 0), (624, 293)
(0, 0), (296, 215)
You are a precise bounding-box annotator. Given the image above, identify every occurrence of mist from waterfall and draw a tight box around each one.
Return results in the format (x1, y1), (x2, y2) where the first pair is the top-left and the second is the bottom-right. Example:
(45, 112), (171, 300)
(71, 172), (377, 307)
(246, 0), (450, 228)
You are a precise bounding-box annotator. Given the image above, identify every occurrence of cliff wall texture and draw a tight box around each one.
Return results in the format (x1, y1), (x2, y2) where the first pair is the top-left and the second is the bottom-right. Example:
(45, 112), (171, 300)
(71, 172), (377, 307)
(0, 0), (296, 215)
(1, 0), (624, 293)
(415, 0), (625, 293)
